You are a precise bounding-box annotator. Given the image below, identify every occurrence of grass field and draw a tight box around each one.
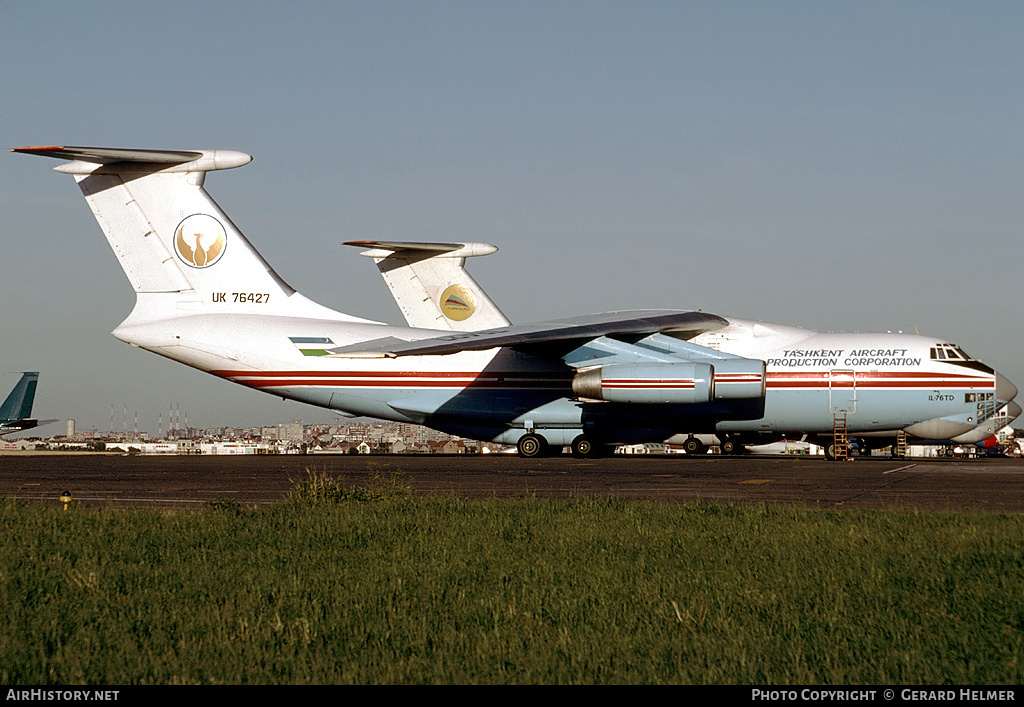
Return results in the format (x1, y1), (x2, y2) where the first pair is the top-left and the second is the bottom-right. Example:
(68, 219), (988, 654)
(1, 469), (1022, 684)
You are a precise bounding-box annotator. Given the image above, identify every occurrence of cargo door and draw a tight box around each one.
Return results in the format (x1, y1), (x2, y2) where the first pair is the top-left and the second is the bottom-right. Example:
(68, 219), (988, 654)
(828, 369), (857, 415)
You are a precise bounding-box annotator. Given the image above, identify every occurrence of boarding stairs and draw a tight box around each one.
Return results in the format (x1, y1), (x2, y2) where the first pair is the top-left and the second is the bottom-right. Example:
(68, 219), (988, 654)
(894, 430), (908, 458)
(832, 412), (850, 461)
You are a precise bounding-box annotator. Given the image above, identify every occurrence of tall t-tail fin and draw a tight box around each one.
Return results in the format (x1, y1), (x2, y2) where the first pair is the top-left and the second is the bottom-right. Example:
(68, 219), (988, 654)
(12, 146), (365, 323)
(344, 240), (511, 330)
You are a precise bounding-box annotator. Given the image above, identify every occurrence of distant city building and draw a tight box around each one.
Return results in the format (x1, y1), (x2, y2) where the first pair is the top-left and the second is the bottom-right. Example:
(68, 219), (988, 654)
(24, 417), (1019, 457)
(20, 418), (490, 455)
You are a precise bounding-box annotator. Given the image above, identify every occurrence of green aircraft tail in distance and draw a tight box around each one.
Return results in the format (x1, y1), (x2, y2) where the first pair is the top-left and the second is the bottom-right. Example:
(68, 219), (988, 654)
(0, 372), (41, 434)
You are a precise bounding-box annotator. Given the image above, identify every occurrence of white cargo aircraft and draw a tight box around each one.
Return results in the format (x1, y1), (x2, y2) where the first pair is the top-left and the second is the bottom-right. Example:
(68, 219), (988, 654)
(345, 240), (1023, 456)
(14, 145), (1019, 458)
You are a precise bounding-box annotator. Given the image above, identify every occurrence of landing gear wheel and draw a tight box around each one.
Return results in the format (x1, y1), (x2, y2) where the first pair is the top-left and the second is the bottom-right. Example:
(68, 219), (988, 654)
(571, 435), (595, 458)
(721, 439), (740, 455)
(683, 437), (706, 455)
(517, 433), (547, 458)
(824, 442), (837, 461)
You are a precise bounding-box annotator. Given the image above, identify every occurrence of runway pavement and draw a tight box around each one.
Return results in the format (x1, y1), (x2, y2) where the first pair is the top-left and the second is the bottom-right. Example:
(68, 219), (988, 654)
(1, 452), (1022, 512)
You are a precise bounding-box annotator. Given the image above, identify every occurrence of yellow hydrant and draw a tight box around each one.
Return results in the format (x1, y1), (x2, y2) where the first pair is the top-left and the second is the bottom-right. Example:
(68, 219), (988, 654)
(59, 491), (72, 511)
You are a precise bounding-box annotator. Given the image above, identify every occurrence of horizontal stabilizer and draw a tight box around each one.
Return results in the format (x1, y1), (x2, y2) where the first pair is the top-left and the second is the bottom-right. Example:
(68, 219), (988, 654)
(0, 418), (59, 435)
(12, 145), (202, 163)
(12, 145), (252, 174)
(330, 310), (728, 358)
(344, 241), (499, 259)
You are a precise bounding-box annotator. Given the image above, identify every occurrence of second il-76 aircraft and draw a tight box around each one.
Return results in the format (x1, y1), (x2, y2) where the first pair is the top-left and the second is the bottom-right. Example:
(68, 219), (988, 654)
(13, 145), (1020, 458)
(343, 240), (1023, 456)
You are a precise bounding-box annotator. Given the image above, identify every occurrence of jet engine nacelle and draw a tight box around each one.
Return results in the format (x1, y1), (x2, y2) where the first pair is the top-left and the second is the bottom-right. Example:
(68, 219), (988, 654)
(703, 358), (766, 400)
(572, 363), (715, 404)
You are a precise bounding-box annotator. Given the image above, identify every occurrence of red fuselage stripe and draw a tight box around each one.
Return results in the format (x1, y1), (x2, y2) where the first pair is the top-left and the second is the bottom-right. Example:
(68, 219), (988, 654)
(209, 369), (993, 391)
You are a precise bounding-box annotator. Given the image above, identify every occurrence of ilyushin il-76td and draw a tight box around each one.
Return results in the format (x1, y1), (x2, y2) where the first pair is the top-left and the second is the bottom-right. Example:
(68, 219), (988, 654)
(342, 239), (1022, 457)
(14, 145), (1019, 458)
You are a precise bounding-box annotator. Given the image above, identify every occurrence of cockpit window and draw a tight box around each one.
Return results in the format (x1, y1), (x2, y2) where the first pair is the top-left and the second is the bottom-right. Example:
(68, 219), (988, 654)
(931, 344), (974, 362)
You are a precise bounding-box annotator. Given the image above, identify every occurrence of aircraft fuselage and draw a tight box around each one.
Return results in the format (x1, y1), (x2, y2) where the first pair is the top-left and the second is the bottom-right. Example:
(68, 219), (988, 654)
(115, 307), (1011, 449)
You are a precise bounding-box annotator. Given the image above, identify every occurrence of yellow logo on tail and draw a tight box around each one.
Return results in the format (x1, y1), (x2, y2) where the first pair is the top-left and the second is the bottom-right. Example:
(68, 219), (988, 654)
(440, 285), (476, 321)
(174, 214), (226, 268)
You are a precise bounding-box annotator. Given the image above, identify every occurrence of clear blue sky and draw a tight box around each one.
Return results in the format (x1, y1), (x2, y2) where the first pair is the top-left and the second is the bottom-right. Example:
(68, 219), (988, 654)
(2, 1), (1022, 435)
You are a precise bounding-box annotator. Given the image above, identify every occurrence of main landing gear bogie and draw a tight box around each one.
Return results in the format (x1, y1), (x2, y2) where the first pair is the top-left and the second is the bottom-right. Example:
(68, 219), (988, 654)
(682, 436), (706, 455)
(571, 434), (612, 458)
(516, 433), (607, 458)
(720, 438), (742, 455)
(516, 433), (549, 458)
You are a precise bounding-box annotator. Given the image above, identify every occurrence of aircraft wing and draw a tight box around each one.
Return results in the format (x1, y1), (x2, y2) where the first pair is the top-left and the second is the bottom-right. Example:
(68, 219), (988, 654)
(330, 310), (728, 358)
